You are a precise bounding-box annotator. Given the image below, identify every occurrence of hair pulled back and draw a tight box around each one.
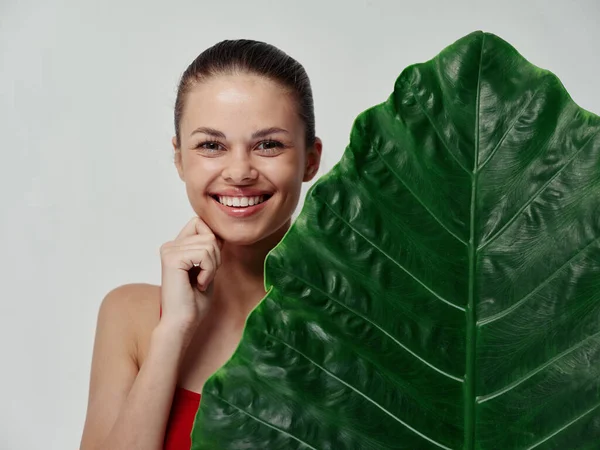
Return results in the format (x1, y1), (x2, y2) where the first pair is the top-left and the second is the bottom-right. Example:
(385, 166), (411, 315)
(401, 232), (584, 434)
(174, 39), (315, 149)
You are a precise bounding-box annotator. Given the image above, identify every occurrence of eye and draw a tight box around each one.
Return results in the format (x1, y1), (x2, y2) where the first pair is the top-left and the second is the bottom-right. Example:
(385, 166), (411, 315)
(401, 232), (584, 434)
(256, 140), (285, 155)
(195, 140), (224, 154)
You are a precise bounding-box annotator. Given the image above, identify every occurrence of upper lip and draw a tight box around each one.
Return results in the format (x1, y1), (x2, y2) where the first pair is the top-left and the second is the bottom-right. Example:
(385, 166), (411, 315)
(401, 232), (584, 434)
(209, 188), (273, 197)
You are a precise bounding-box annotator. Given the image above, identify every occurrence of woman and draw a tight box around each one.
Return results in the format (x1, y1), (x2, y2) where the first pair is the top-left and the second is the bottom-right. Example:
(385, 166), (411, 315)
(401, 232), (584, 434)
(79, 39), (322, 449)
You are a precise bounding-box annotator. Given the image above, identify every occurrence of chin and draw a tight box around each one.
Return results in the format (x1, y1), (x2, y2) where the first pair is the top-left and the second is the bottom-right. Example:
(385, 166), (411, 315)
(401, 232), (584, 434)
(206, 219), (261, 244)
(216, 219), (291, 248)
(220, 233), (263, 246)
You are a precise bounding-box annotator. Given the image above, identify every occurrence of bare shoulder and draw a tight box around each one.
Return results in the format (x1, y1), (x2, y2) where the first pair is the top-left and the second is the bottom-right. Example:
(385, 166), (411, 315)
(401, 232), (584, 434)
(80, 284), (161, 448)
(100, 283), (160, 326)
(99, 283), (161, 368)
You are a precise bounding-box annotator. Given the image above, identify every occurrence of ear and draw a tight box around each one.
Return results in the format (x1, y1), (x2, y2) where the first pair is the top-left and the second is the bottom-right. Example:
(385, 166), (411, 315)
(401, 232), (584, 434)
(303, 137), (323, 182)
(172, 136), (185, 182)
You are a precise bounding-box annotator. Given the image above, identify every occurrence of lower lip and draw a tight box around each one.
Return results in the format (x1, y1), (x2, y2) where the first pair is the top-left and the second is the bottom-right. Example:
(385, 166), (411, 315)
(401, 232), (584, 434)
(211, 197), (270, 218)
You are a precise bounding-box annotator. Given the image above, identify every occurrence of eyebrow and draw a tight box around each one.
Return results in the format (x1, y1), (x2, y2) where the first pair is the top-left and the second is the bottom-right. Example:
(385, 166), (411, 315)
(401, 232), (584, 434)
(190, 126), (289, 139)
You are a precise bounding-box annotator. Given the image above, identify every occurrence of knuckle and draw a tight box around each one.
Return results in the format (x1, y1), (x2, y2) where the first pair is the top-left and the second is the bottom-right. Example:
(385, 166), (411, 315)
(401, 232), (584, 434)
(162, 251), (177, 263)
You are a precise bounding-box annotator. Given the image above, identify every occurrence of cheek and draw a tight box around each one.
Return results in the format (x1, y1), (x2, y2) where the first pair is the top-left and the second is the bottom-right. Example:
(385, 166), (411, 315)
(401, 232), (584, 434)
(262, 153), (305, 186)
(184, 176), (210, 205)
(185, 182), (201, 204)
(268, 165), (304, 196)
(183, 158), (218, 193)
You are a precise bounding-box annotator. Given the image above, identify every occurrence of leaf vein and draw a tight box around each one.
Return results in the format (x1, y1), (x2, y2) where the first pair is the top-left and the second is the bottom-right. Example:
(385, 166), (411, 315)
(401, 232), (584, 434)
(478, 233), (600, 326)
(372, 144), (468, 246)
(266, 332), (454, 450)
(478, 127), (600, 252)
(525, 400), (600, 450)
(477, 84), (543, 172)
(273, 266), (464, 383)
(206, 391), (319, 450)
(465, 32), (486, 450)
(477, 328), (600, 403)
(407, 83), (472, 175)
(316, 196), (465, 312)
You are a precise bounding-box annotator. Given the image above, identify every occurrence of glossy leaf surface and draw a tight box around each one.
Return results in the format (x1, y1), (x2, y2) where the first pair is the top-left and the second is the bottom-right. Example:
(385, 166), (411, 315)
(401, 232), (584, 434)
(191, 31), (600, 449)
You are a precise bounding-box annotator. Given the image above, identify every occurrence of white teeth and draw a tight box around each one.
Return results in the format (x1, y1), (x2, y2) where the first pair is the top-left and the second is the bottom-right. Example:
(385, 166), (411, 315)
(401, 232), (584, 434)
(216, 195), (268, 207)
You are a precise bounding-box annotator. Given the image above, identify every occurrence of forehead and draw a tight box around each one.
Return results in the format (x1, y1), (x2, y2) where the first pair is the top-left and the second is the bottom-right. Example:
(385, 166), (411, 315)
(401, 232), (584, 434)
(180, 74), (302, 137)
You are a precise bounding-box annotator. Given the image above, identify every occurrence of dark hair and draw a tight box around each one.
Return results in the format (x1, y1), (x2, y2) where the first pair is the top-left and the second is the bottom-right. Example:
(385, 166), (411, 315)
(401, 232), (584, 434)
(174, 39), (315, 149)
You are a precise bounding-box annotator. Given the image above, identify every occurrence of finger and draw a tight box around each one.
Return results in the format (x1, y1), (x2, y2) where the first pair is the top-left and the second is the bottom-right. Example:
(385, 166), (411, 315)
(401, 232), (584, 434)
(194, 244), (219, 271)
(174, 234), (220, 247)
(188, 264), (201, 287)
(174, 216), (213, 241)
(212, 239), (222, 266)
(162, 245), (216, 273)
(206, 243), (220, 268)
(204, 228), (223, 256)
(186, 248), (216, 290)
(196, 252), (216, 291)
(197, 267), (215, 291)
(166, 239), (220, 268)
(186, 246), (216, 273)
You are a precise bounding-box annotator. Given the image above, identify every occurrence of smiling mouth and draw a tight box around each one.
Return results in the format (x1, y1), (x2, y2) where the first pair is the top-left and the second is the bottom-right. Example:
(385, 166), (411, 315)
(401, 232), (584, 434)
(210, 194), (272, 208)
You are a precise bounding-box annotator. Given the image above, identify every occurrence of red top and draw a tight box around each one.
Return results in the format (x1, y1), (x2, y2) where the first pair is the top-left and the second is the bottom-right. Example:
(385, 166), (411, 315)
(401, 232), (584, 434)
(160, 306), (201, 450)
(164, 387), (201, 450)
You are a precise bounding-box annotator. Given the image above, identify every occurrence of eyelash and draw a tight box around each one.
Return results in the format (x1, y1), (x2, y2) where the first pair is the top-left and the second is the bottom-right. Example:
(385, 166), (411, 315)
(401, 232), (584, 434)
(194, 140), (285, 154)
(194, 140), (221, 152)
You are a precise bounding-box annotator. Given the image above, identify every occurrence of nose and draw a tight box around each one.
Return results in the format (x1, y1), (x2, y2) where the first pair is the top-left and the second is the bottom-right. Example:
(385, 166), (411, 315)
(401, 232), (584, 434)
(221, 150), (258, 184)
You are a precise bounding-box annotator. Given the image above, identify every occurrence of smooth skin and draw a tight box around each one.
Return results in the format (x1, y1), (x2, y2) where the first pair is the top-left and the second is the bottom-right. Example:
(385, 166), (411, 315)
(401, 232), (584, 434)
(79, 73), (322, 449)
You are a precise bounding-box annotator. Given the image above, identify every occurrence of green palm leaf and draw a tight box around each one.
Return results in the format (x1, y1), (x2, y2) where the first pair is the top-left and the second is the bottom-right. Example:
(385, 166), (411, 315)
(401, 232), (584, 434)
(190, 30), (600, 449)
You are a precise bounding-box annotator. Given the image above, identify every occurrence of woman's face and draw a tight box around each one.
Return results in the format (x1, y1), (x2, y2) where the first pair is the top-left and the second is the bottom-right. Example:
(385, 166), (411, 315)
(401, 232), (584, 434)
(173, 73), (321, 245)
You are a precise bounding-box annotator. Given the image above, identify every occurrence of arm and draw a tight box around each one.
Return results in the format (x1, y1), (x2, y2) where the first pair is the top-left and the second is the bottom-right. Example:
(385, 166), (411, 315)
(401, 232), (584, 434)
(79, 284), (193, 450)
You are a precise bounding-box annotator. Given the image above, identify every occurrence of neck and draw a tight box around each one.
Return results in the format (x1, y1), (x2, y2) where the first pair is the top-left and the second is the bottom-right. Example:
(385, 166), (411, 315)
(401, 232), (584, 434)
(212, 219), (291, 322)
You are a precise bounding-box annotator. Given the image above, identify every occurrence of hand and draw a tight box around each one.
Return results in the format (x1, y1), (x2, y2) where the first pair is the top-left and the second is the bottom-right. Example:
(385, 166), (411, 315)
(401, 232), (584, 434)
(159, 216), (223, 337)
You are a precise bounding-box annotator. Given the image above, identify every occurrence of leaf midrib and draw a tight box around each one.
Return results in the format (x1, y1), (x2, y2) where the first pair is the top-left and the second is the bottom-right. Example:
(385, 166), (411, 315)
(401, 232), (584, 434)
(465, 33), (486, 450)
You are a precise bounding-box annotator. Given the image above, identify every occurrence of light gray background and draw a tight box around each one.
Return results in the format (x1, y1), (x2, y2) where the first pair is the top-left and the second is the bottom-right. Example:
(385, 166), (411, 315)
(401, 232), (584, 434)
(1, 0), (599, 448)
